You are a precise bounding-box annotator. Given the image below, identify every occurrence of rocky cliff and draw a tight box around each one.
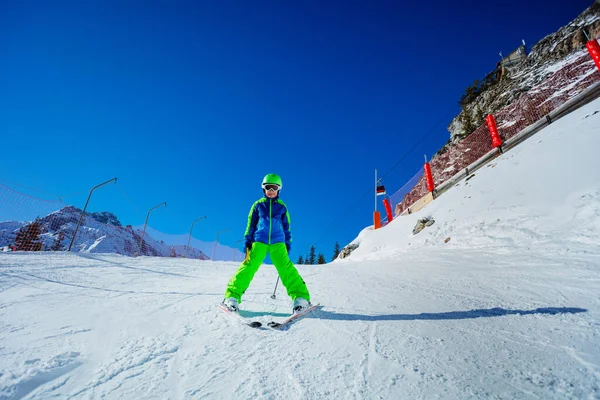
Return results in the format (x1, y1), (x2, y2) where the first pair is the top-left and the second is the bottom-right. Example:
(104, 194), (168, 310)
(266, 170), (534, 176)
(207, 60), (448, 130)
(444, 1), (600, 151)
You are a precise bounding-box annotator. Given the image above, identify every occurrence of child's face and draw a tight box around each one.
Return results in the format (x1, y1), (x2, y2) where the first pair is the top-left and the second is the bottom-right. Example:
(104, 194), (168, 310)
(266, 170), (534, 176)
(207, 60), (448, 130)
(265, 189), (279, 198)
(263, 184), (280, 198)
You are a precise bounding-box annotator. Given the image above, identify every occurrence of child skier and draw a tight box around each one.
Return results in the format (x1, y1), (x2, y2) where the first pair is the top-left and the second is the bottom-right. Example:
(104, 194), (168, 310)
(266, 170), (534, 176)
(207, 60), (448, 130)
(223, 173), (311, 314)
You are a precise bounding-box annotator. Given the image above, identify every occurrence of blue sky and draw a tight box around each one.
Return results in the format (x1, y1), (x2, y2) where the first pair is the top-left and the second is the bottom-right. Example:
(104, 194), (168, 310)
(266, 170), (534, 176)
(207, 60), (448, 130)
(0, 0), (593, 260)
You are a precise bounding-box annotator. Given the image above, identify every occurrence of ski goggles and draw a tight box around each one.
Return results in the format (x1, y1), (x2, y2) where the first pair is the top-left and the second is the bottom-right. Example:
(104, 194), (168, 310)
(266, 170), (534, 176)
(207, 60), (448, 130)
(262, 184), (281, 192)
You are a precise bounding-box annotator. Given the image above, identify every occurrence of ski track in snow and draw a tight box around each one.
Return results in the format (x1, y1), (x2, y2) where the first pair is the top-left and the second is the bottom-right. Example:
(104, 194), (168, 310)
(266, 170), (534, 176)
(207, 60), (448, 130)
(1, 100), (600, 398)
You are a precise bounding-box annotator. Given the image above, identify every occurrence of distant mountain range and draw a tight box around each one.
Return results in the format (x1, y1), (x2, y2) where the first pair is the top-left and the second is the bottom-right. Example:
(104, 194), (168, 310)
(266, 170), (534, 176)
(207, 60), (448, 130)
(0, 206), (241, 260)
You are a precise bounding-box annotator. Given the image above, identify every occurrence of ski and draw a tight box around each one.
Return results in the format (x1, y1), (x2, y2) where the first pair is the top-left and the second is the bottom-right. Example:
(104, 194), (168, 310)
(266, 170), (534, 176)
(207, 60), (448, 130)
(217, 303), (263, 328)
(267, 304), (321, 330)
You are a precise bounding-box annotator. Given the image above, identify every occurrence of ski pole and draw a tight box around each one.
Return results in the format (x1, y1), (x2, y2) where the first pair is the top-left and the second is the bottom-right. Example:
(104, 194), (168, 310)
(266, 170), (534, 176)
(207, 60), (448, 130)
(270, 276), (280, 299)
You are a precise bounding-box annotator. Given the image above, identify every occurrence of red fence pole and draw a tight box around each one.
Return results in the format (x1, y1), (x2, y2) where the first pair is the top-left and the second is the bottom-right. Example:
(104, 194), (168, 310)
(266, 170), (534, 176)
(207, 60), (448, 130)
(382, 198), (394, 223)
(486, 114), (503, 148)
(424, 162), (435, 192)
(586, 39), (600, 72)
(373, 211), (382, 230)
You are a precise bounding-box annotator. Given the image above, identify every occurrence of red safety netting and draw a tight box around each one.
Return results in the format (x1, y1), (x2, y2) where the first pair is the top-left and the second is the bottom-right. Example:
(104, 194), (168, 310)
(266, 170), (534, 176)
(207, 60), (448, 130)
(0, 183), (211, 258)
(394, 49), (600, 214)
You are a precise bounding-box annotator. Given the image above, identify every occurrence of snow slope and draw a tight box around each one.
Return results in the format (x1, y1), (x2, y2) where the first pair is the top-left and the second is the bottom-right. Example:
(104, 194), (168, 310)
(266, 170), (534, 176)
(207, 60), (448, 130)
(349, 96), (600, 259)
(1, 99), (600, 399)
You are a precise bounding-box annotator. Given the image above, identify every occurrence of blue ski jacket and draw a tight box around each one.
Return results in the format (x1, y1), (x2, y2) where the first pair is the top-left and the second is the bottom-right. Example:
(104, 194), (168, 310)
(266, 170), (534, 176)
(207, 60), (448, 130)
(244, 195), (292, 249)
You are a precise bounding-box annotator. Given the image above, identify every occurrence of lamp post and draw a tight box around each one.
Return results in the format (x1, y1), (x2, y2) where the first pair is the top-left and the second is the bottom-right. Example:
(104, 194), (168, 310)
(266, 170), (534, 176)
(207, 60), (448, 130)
(233, 239), (245, 261)
(212, 228), (230, 261)
(185, 216), (206, 258)
(135, 202), (167, 257)
(68, 177), (117, 252)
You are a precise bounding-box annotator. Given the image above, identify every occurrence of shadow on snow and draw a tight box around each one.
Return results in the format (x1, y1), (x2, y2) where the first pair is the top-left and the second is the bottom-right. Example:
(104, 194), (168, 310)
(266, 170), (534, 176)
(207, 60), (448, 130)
(314, 307), (587, 321)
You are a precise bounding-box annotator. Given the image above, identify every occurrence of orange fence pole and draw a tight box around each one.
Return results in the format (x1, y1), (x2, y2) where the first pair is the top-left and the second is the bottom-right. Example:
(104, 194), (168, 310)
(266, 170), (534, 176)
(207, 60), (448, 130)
(382, 198), (393, 223)
(586, 39), (600, 72)
(424, 162), (435, 192)
(373, 211), (382, 229)
(485, 114), (503, 148)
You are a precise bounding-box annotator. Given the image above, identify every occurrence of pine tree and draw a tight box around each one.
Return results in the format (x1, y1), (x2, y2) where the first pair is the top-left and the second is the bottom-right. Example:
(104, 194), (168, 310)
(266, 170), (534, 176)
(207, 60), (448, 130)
(332, 241), (341, 261)
(459, 79), (485, 106)
(460, 107), (477, 137)
(473, 79), (480, 96)
(297, 255), (304, 264)
(307, 245), (316, 265)
(317, 253), (326, 264)
(15, 220), (43, 251)
(51, 231), (65, 251)
(474, 106), (485, 128)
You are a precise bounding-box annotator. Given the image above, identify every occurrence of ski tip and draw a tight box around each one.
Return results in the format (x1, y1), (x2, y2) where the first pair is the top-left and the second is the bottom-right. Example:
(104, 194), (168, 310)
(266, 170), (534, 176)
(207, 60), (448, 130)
(267, 322), (283, 329)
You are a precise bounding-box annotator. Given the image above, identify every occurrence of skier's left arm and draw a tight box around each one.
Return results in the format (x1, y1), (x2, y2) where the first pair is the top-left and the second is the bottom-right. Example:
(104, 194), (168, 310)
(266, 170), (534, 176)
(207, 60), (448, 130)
(244, 201), (259, 250)
(282, 207), (292, 252)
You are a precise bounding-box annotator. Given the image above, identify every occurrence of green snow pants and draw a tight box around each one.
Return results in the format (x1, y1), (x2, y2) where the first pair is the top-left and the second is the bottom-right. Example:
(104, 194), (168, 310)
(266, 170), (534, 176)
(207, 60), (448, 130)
(225, 242), (310, 303)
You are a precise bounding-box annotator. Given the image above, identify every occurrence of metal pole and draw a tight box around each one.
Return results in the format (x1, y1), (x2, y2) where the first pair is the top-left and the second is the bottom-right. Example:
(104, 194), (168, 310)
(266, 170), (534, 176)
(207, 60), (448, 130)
(135, 202), (167, 257)
(583, 29), (590, 41)
(374, 169), (377, 212)
(270, 276), (280, 299)
(212, 228), (230, 260)
(68, 177), (117, 251)
(185, 216), (206, 258)
(233, 239), (244, 261)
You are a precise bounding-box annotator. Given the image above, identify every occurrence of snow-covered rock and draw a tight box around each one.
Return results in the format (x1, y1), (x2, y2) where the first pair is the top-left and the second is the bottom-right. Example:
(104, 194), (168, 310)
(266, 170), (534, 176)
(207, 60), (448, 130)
(447, 2), (600, 144)
(0, 206), (210, 259)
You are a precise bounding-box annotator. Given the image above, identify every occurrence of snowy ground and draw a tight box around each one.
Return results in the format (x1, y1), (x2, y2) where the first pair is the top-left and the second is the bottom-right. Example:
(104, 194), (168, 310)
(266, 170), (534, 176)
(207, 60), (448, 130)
(1, 99), (600, 399)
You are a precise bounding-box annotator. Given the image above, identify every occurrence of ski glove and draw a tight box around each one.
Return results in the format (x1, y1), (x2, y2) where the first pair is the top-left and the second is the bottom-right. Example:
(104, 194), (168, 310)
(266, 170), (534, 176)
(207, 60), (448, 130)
(245, 240), (253, 251)
(286, 243), (291, 253)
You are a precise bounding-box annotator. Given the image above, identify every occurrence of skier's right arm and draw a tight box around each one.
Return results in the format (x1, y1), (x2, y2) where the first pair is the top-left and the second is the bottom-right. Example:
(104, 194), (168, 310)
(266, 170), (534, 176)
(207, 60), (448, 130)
(244, 202), (259, 249)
